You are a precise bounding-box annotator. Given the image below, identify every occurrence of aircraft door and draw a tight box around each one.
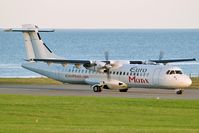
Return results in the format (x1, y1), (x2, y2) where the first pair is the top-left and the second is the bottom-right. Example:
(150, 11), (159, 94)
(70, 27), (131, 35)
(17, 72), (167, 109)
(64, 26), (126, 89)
(152, 68), (161, 86)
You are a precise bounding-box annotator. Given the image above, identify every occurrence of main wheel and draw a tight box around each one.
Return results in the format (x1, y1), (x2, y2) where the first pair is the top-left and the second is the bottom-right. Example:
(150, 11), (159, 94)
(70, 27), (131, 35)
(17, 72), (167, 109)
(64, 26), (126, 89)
(93, 85), (102, 92)
(176, 89), (183, 95)
(119, 89), (128, 92)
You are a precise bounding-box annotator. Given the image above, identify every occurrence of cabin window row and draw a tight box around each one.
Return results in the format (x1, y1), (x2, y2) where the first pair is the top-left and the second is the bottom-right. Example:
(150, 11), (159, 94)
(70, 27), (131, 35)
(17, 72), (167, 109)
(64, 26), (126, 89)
(67, 69), (149, 77)
(68, 69), (95, 74)
(109, 71), (149, 77)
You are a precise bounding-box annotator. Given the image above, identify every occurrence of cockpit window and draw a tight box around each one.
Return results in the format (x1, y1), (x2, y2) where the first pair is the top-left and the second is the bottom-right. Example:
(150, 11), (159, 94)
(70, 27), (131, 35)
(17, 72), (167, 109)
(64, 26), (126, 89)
(166, 70), (183, 75)
(175, 70), (183, 74)
(166, 70), (170, 74)
(170, 70), (175, 74)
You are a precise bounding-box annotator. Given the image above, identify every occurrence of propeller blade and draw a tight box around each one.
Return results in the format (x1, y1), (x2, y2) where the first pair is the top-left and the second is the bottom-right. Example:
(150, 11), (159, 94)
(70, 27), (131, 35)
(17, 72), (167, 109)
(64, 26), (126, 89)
(159, 51), (164, 60)
(105, 51), (109, 61)
(104, 51), (111, 80)
(93, 61), (96, 71)
(107, 68), (111, 80)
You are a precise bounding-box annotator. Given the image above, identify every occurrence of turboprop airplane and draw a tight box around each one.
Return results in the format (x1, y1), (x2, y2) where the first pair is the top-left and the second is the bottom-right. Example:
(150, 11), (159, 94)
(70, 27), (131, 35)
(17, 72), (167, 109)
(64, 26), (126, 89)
(5, 24), (196, 94)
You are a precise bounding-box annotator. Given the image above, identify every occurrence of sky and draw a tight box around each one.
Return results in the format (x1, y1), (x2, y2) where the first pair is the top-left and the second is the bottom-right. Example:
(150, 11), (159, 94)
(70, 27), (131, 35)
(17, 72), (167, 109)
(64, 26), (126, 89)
(0, 0), (199, 28)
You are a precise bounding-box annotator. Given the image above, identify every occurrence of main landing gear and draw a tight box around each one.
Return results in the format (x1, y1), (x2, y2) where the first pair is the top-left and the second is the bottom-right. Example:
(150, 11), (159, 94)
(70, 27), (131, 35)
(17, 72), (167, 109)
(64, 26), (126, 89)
(92, 85), (102, 92)
(176, 89), (184, 95)
(92, 85), (128, 92)
(119, 89), (128, 92)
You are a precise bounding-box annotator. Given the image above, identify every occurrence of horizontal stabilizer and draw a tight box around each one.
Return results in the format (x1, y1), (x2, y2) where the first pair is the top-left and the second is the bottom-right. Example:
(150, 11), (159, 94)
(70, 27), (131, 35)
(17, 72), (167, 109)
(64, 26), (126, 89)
(4, 28), (55, 32)
(5, 24), (60, 60)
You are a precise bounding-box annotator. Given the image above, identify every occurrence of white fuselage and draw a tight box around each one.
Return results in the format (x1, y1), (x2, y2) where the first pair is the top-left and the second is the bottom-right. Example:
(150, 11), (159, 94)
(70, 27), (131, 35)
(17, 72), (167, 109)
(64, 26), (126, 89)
(6, 24), (195, 94)
(22, 62), (192, 89)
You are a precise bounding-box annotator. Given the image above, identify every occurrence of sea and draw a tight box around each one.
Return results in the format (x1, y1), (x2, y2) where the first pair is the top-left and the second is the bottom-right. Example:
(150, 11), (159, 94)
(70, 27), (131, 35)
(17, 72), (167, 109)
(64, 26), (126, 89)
(0, 29), (199, 77)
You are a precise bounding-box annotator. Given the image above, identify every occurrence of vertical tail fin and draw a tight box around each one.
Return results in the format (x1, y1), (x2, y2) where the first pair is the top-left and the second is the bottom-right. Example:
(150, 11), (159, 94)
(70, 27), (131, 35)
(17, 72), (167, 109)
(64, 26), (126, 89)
(5, 24), (59, 60)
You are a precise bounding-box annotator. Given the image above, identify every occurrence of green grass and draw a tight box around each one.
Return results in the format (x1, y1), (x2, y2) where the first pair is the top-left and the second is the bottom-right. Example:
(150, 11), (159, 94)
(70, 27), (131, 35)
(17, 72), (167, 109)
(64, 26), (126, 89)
(0, 78), (61, 85)
(0, 95), (199, 133)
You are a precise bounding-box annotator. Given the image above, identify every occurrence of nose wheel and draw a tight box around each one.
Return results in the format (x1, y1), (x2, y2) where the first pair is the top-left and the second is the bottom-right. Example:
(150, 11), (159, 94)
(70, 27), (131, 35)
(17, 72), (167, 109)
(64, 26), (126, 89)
(176, 89), (183, 95)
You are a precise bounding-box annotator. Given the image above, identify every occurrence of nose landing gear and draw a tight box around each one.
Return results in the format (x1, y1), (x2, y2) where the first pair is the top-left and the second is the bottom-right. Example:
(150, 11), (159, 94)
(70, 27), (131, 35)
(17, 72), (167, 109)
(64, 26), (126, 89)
(176, 89), (184, 95)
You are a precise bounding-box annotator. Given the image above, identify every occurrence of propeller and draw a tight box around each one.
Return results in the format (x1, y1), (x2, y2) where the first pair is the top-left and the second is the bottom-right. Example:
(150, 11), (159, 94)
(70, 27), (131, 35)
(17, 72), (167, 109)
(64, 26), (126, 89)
(159, 51), (164, 60)
(84, 51), (122, 79)
(148, 50), (165, 65)
(104, 51), (111, 80)
(105, 51), (109, 61)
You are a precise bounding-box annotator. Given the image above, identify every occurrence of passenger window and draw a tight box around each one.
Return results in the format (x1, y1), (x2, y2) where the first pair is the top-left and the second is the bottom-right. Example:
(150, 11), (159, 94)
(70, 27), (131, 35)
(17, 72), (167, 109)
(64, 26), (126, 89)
(126, 72), (129, 75)
(120, 72), (122, 75)
(113, 71), (115, 75)
(123, 72), (125, 75)
(116, 72), (119, 75)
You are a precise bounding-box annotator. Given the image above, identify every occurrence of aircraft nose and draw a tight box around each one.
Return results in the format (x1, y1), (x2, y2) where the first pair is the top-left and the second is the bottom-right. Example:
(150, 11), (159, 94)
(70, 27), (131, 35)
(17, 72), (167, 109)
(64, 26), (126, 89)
(184, 76), (192, 87)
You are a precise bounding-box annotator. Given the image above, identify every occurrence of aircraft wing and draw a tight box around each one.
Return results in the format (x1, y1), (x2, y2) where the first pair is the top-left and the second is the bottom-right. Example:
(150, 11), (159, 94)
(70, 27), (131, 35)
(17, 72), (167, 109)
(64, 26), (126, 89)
(33, 58), (90, 64)
(149, 58), (196, 64)
(33, 59), (143, 64)
(32, 58), (196, 66)
(32, 58), (92, 64)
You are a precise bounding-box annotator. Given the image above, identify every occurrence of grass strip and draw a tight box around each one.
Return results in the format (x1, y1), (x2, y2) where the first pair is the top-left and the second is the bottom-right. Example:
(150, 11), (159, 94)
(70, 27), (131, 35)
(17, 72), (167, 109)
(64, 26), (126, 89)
(0, 78), (61, 85)
(0, 95), (199, 133)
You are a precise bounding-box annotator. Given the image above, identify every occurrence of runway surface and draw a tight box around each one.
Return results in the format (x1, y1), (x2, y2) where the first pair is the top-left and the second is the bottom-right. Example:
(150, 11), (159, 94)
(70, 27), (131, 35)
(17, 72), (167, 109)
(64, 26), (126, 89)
(0, 84), (199, 99)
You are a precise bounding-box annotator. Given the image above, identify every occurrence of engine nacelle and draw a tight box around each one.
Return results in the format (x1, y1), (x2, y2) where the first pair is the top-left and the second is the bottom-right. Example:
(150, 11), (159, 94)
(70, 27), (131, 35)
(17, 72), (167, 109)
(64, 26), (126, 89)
(83, 60), (126, 72)
(100, 79), (128, 90)
(83, 61), (106, 72)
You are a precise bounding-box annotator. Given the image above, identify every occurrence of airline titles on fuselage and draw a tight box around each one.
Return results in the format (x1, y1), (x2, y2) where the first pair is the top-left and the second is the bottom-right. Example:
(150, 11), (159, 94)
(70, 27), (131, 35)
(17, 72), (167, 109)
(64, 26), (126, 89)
(65, 66), (150, 84)
(65, 74), (89, 79)
(129, 67), (149, 84)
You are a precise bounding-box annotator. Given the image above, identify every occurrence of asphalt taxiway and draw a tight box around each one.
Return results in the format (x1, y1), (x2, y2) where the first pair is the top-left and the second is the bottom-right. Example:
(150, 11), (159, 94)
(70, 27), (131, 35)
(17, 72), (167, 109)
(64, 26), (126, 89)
(0, 84), (198, 99)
